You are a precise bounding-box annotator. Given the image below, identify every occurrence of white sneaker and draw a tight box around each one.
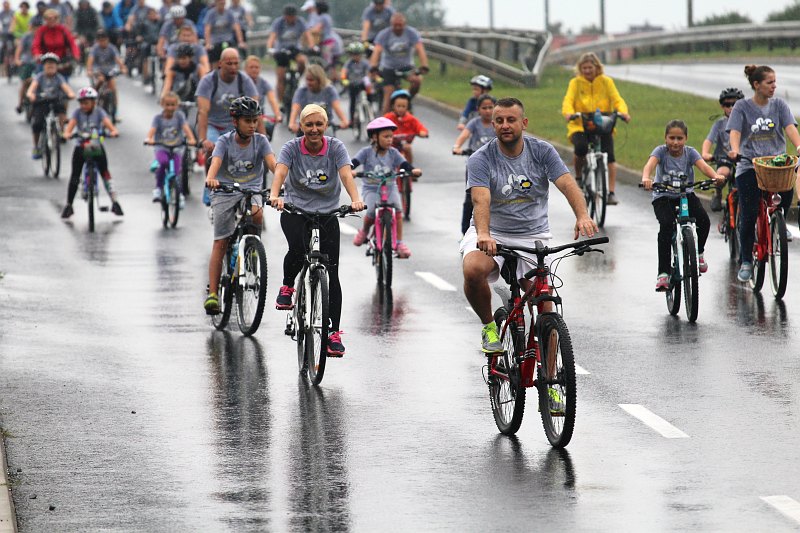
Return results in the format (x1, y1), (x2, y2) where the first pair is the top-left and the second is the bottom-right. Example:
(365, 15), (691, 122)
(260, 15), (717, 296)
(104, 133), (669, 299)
(179, 193), (185, 210)
(786, 229), (793, 243)
(152, 188), (162, 203)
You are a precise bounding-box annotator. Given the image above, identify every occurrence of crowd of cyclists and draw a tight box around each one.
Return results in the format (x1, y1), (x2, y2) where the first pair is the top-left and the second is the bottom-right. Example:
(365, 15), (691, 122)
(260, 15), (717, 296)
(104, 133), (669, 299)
(4, 0), (800, 357)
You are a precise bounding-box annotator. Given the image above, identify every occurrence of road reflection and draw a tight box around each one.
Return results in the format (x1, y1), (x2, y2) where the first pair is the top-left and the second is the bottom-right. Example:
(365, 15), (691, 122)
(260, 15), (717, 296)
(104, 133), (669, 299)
(723, 267), (791, 337)
(489, 435), (576, 495)
(288, 378), (351, 532)
(206, 332), (272, 526)
(360, 287), (409, 337)
(63, 217), (121, 265)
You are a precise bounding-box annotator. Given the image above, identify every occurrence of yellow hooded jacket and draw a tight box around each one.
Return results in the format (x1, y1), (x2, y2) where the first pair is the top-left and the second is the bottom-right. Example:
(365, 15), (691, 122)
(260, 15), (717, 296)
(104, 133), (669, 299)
(561, 74), (629, 139)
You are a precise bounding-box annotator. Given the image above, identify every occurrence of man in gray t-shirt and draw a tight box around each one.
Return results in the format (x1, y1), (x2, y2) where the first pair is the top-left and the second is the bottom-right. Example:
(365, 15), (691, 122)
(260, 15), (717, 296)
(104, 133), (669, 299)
(461, 98), (596, 353)
(361, 0), (394, 42)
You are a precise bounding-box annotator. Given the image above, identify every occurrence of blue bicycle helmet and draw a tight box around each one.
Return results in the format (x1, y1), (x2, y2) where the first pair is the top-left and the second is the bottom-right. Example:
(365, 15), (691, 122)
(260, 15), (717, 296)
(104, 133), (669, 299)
(390, 89), (411, 103)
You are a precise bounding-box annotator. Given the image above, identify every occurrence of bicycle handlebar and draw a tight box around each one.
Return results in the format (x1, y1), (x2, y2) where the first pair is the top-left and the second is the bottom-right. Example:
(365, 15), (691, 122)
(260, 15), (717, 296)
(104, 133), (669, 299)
(143, 141), (200, 149)
(354, 169), (411, 180)
(281, 203), (353, 218)
(213, 183), (270, 196)
(453, 148), (475, 156)
(497, 236), (609, 259)
(639, 179), (717, 192)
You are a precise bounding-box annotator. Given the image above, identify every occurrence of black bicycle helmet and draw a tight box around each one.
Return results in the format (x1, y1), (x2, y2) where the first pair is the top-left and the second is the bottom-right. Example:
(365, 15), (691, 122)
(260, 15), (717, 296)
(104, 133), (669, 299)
(283, 4), (297, 16)
(719, 87), (744, 104)
(229, 96), (262, 118)
(176, 43), (195, 58)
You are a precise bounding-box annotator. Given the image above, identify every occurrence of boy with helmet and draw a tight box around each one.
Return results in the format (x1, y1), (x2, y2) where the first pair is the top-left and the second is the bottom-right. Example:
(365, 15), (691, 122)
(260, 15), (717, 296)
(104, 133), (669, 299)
(702, 87), (744, 211)
(384, 88), (428, 165)
(203, 96), (277, 315)
(157, 5), (196, 58)
(26, 52), (75, 159)
(60, 86), (121, 219)
(161, 41), (201, 101)
(457, 74), (492, 130)
(351, 116), (421, 258)
(340, 41), (371, 125)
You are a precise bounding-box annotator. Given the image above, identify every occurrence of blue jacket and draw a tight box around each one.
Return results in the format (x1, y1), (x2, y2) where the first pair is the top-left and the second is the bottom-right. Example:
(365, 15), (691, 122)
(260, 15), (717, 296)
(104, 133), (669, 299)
(101, 9), (123, 30)
(112, 0), (134, 26)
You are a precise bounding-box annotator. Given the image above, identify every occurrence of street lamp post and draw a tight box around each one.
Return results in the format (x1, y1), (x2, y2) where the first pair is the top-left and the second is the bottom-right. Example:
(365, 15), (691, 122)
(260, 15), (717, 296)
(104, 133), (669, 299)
(489, 0), (494, 29)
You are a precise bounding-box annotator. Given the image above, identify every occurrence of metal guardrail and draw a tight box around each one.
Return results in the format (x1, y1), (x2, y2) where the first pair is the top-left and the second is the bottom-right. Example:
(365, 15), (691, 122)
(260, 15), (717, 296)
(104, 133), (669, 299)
(546, 21), (800, 65)
(245, 27), (551, 87)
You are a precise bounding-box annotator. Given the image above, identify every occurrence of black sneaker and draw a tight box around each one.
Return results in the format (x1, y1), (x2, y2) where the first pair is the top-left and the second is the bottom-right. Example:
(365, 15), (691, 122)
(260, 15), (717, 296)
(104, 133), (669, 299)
(111, 202), (124, 216)
(61, 204), (74, 219)
(607, 192), (619, 205)
(15, 105), (22, 114)
(327, 331), (345, 357)
(710, 191), (722, 212)
(276, 285), (295, 310)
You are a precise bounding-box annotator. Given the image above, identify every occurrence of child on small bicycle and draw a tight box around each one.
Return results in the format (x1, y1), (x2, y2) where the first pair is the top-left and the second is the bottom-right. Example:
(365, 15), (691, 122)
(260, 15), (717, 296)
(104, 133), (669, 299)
(384, 89), (427, 165)
(26, 52), (75, 160)
(456, 74), (492, 130)
(351, 117), (421, 258)
(86, 29), (127, 116)
(340, 41), (371, 124)
(144, 91), (197, 204)
(203, 96), (277, 316)
(642, 119), (724, 291)
(453, 94), (497, 234)
(701, 87), (744, 212)
(60, 86), (121, 219)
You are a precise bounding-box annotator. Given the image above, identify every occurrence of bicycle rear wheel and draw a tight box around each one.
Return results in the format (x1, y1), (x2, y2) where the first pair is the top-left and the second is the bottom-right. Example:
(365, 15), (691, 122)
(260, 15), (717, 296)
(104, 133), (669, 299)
(665, 239), (681, 315)
(593, 159), (607, 227)
(750, 213), (767, 293)
(295, 280), (307, 371)
(237, 238), (268, 335)
(489, 307), (525, 435)
(181, 148), (192, 196)
(167, 177), (180, 228)
(211, 253), (234, 330)
(681, 228), (699, 322)
(537, 314), (576, 448)
(49, 123), (61, 178)
(769, 210), (788, 299)
(306, 268), (329, 385)
(726, 192), (739, 260)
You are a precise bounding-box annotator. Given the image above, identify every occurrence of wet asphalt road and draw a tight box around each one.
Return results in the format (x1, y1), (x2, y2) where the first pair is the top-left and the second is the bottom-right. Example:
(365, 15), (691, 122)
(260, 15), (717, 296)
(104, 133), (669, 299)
(1, 70), (800, 531)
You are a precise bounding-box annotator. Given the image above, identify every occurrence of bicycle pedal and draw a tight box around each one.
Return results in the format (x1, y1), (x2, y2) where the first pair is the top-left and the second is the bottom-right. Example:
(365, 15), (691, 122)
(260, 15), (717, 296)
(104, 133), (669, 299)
(99, 206), (109, 212)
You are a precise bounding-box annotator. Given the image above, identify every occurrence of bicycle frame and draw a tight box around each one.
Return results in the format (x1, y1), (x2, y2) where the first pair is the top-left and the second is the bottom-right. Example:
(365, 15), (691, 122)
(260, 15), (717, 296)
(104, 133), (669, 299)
(372, 181), (398, 253)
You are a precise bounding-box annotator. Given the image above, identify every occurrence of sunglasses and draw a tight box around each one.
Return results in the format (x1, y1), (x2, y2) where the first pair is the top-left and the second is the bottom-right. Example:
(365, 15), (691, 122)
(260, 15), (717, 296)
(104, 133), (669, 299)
(722, 102), (736, 108)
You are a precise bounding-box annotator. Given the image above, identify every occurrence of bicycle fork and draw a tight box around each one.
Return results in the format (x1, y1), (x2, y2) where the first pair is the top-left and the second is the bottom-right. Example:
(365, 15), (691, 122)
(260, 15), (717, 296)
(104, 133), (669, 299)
(373, 206), (398, 252)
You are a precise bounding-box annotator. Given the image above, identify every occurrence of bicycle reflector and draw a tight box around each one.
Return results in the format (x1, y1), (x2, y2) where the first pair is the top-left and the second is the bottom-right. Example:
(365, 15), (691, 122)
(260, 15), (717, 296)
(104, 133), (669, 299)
(771, 193), (783, 207)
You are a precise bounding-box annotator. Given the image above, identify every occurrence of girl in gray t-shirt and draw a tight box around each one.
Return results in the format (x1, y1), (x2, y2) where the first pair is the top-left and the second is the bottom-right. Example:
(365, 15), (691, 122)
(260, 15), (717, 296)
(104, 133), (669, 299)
(641, 119), (723, 289)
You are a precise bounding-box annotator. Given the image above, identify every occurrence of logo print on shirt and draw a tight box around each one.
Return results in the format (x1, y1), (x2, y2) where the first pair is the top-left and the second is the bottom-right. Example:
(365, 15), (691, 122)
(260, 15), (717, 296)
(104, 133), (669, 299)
(217, 91), (237, 108)
(751, 117), (775, 133)
(305, 169), (329, 186)
(501, 173), (533, 196)
(228, 160), (255, 174)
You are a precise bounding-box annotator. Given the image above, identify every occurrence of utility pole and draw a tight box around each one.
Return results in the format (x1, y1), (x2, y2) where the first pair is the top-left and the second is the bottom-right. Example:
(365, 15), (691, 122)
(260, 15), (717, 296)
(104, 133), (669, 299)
(544, 0), (549, 31)
(600, 0), (606, 35)
(687, 0), (693, 27)
(489, 0), (494, 30)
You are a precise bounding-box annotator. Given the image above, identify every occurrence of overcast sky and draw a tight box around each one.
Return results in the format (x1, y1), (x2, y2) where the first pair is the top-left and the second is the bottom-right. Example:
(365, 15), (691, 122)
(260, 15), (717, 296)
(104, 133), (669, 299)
(440, 0), (800, 34)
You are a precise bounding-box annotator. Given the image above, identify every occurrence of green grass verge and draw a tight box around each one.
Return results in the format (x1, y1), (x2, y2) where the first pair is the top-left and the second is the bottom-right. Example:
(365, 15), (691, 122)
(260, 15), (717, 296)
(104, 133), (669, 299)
(424, 61), (722, 174)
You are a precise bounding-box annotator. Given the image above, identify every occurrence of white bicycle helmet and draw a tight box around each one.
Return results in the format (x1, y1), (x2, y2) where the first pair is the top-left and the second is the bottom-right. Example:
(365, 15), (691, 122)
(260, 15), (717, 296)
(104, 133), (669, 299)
(40, 52), (60, 63)
(77, 86), (98, 100)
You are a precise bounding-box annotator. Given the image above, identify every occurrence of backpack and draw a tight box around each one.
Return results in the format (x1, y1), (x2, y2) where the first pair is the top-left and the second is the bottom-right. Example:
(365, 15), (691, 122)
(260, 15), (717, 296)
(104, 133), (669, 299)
(210, 69), (244, 101)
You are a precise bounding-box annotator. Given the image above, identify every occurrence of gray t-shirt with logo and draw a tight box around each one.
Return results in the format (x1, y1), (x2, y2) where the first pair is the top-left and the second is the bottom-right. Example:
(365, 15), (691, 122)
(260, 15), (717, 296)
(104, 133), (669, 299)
(34, 72), (68, 99)
(343, 58), (370, 82)
(167, 42), (207, 59)
(195, 70), (258, 130)
(465, 117), (496, 152)
(152, 110), (187, 151)
(71, 107), (109, 145)
(649, 144), (702, 200)
(204, 8), (236, 45)
(90, 43), (119, 74)
(292, 85), (339, 113)
(352, 145), (405, 191)
(211, 131), (273, 190)
(361, 4), (394, 41)
(467, 136), (568, 235)
(727, 97), (796, 177)
(374, 26), (420, 70)
(251, 75), (273, 108)
(270, 16), (307, 50)
(278, 136), (351, 212)
(705, 116), (731, 161)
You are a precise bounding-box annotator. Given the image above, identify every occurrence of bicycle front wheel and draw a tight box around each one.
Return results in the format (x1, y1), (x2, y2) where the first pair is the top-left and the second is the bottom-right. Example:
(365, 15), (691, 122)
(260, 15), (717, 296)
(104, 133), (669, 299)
(400, 175), (412, 220)
(306, 268), (329, 385)
(181, 149), (191, 196)
(489, 307), (525, 435)
(87, 171), (96, 233)
(380, 211), (393, 294)
(537, 314), (576, 448)
(593, 159), (607, 227)
(49, 123), (61, 178)
(666, 241), (681, 316)
(212, 256), (234, 330)
(769, 210), (788, 299)
(295, 280), (307, 371)
(681, 228), (699, 322)
(237, 238), (268, 335)
(167, 177), (180, 228)
(40, 130), (51, 177)
(751, 213), (767, 293)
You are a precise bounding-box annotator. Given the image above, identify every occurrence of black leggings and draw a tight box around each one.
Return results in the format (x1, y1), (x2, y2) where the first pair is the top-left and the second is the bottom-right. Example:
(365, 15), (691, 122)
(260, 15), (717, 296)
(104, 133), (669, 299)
(652, 193), (710, 275)
(570, 131), (616, 163)
(67, 146), (112, 205)
(280, 212), (343, 331)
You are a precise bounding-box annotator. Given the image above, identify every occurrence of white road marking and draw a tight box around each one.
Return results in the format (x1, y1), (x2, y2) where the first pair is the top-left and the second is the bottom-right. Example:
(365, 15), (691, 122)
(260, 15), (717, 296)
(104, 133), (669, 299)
(339, 224), (357, 236)
(618, 404), (689, 438)
(761, 495), (800, 525)
(575, 364), (590, 375)
(415, 272), (457, 291)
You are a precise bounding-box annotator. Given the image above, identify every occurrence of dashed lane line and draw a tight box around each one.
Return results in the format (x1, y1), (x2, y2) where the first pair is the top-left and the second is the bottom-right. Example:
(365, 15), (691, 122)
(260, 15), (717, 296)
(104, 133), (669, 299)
(619, 404), (689, 438)
(761, 495), (800, 526)
(415, 271), (457, 291)
(339, 224), (357, 236)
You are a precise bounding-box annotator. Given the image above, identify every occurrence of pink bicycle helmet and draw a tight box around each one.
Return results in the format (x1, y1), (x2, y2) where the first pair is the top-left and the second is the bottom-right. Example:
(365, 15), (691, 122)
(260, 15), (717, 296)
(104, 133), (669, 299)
(366, 117), (397, 136)
(77, 87), (98, 100)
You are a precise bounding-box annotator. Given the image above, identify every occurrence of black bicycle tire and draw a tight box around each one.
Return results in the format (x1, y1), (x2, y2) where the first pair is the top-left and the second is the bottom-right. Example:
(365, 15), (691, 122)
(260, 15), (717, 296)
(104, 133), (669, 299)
(682, 228), (699, 322)
(537, 313), (577, 448)
(381, 211), (393, 293)
(181, 148), (191, 195)
(666, 239), (681, 316)
(402, 175), (411, 220)
(751, 212), (767, 292)
(41, 127), (50, 177)
(726, 197), (739, 260)
(595, 158), (607, 228)
(50, 123), (61, 178)
(769, 210), (788, 300)
(295, 278), (307, 371)
(211, 253), (233, 330)
(582, 166), (594, 219)
(168, 177), (180, 228)
(306, 268), (329, 385)
(489, 307), (525, 435)
(237, 238), (268, 335)
(87, 169), (95, 233)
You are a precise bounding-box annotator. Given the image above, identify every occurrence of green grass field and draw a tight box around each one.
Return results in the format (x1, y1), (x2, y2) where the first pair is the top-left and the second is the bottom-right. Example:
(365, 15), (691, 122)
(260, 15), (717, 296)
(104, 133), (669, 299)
(423, 62), (726, 173)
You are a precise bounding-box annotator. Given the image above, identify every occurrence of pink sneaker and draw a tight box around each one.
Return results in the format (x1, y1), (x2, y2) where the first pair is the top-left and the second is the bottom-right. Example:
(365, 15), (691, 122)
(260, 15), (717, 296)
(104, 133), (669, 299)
(327, 331), (345, 357)
(655, 274), (669, 292)
(353, 228), (367, 246)
(275, 285), (295, 310)
(698, 255), (708, 273)
(395, 242), (411, 258)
